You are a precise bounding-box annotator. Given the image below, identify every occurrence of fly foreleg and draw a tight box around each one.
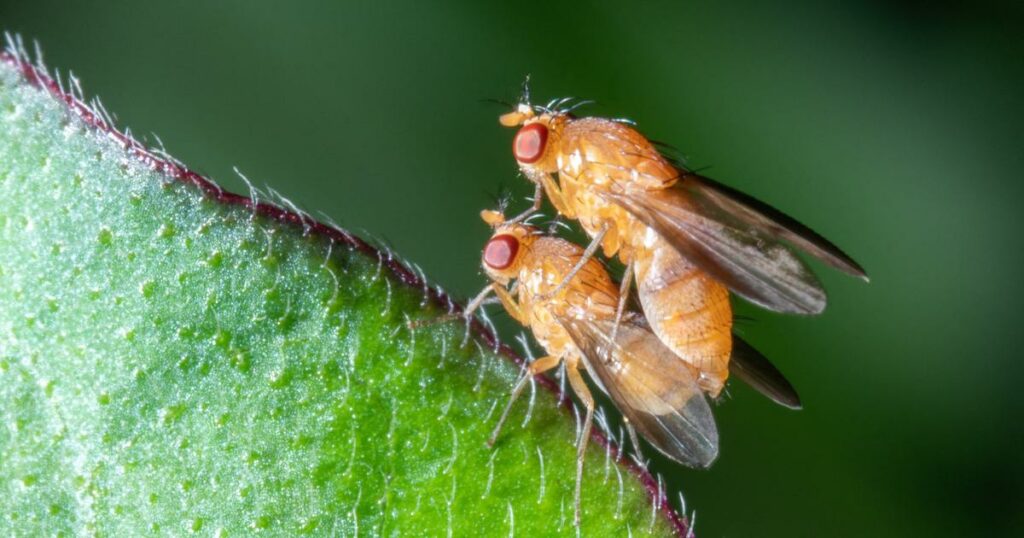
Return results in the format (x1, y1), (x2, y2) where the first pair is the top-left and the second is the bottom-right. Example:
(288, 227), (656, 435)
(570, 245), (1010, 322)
(539, 171), (572, 217)
(537, 223), (609, 302)
(505, 181), (545, 224)
(565, 356), (595, 527)
(491, 282), (528, 325)
(487, 355), (561, 447)
(455, 284), (499, 347)
(608, 259), (634, 348)
(406, 284), (498, 339)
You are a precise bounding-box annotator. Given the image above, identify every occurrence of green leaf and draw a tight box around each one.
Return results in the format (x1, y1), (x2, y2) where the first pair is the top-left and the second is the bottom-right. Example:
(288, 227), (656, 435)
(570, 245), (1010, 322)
(0, 50), (686, 536)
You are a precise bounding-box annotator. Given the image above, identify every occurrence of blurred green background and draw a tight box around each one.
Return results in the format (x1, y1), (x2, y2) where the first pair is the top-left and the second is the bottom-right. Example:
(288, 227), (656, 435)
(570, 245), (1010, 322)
(2, 1), (1022, 535)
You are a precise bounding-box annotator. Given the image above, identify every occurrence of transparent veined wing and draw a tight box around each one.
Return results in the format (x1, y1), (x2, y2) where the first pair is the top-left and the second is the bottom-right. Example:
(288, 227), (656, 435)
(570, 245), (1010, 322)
(730, 335), (801, 410)
(559, 315), (719, 468)
(605, 173), (864, 314)
(686, 175), (867, 278)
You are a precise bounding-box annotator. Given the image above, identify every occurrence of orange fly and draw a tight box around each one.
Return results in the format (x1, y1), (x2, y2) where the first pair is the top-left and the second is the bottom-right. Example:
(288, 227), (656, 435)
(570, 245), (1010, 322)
(499, 96), (866, 397)
(464, 210), (799, 526)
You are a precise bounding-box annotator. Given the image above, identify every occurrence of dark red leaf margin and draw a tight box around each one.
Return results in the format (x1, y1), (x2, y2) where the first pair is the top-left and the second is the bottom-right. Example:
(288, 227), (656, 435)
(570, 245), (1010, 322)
(0, 49), (692, 537)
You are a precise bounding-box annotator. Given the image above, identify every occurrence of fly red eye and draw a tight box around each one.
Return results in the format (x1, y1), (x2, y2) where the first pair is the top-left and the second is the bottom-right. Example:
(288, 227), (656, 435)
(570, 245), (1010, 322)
(483, 234), (519, 270)
(513, 123), (548, 164)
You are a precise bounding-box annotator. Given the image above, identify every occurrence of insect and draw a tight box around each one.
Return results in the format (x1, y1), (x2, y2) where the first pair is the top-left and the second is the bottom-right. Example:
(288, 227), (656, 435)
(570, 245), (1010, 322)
(465, 210), (799, 525)
(498, 96), (867, 396)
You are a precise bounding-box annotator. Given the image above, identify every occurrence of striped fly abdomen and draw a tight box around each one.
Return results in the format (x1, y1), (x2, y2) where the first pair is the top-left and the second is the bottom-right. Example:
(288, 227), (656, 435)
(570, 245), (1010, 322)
(634, 235), (732, 397)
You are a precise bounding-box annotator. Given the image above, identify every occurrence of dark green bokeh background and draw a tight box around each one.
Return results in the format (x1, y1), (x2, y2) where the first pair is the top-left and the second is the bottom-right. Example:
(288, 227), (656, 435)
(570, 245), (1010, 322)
(2, 1), (1022, 535)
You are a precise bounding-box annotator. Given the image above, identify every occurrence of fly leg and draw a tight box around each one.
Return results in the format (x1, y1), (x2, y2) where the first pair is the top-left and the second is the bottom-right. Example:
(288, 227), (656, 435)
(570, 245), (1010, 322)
(450, 282), (524, 347)
(504, 182), (545, 224)
(538, 171), (572, 217)
(454, 284), (497, 347)
(406, 284), (498, 337)
(491, 281), (527, 324)
(608, 259), (634, 347)
(565, 356), (595, 527)
(462, 284), (496, 319)
(487, 355), (561, 447)
(536, 223), (609, 302)
(507, 172), (572, 224)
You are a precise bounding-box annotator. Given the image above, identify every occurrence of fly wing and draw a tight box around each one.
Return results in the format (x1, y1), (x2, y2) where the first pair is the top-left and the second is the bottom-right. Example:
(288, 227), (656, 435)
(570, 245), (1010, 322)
(730, 335), (801, 410)
(560, 315), (718, 468)
(687, 175), (867, 278)
(605, 174), (865, 314)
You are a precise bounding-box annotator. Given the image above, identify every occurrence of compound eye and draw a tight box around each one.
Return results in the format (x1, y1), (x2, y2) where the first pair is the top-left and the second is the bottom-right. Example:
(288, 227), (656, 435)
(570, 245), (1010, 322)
(513, 123), (548, 164)
(483, 234), (520, 270)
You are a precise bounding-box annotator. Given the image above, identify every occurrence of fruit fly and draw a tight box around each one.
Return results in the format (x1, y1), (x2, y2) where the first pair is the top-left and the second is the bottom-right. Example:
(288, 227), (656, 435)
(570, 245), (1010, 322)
(499, 97), (867, 396)
(464, 210), (800, 525)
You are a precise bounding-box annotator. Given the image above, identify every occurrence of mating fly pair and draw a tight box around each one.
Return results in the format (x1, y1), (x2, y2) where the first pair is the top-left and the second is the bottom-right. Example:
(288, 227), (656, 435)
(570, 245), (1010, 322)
(463, 92), (867, 525)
